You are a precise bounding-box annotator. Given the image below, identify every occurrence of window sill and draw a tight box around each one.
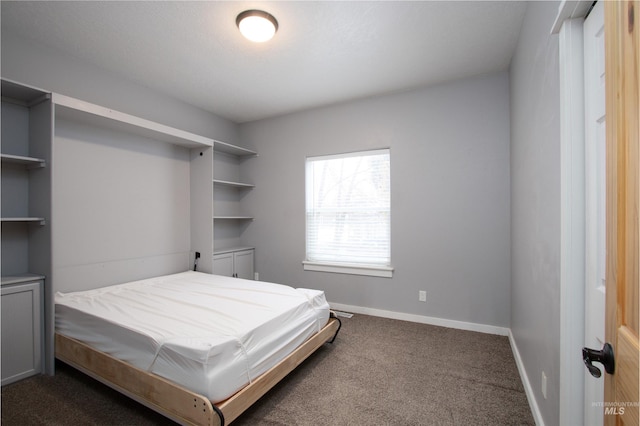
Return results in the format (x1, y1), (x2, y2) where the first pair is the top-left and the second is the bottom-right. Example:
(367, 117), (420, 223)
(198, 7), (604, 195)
(302, 261), (393, 278)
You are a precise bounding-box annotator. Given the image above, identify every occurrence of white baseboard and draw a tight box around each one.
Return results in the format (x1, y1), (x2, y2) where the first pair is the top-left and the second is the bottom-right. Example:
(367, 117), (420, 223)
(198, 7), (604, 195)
(328, 302), (510, 336)
(508, 330), (545, 426)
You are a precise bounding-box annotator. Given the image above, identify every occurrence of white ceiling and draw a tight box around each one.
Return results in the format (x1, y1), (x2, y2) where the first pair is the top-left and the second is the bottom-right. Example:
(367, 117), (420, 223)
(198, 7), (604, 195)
(1, 1), (527, 123)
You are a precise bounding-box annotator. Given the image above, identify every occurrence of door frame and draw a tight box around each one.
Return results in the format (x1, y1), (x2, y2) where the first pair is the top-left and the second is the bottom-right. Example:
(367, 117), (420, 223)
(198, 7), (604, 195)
(554, 1), (594, 425)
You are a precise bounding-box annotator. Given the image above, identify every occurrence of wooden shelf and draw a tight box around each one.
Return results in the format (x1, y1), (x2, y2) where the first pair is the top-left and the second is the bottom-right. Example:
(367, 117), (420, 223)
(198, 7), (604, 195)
(1, 154), (46, 168)
(213, 179), (254, 189)
(1, 273), (45, 286)
(1, 217), (46, 225)
(213, 141), (257, 157)
(52, 93), (214, 149)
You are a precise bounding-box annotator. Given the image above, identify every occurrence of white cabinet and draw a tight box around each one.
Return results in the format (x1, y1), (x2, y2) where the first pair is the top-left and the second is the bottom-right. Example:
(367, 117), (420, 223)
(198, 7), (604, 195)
(1, 276), (44, 385)
(213, 248), (254, 280)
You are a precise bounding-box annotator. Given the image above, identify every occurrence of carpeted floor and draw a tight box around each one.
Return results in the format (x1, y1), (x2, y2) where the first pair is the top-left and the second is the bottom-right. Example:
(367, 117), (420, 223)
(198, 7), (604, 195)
(1, 314), (534, 425)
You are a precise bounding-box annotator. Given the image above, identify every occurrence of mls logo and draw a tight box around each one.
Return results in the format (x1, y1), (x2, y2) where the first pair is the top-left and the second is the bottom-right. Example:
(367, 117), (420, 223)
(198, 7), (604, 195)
(604, 406), (625, 416)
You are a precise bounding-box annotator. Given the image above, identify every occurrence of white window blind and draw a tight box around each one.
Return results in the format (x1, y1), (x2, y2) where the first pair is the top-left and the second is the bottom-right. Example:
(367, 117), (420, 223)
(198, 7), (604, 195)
(305, 149), (391, 270)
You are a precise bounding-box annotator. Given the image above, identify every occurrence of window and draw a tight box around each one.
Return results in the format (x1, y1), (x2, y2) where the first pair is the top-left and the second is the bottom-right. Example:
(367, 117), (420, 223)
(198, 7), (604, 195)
(304, 148), (392, 277)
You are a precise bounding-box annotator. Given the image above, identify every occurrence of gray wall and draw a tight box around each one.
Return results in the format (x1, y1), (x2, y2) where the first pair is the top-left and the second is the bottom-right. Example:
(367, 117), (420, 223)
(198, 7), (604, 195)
(510, 2), (561, 425)
(1, 33), (238, 145)
(239, 72), (511, 328)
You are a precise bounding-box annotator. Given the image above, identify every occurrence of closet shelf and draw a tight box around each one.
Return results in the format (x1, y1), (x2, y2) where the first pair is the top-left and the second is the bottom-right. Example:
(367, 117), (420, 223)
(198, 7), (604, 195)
(1, 154), (46, 168)
(52, 93), (214, 149)
(213, 179), (254, 189)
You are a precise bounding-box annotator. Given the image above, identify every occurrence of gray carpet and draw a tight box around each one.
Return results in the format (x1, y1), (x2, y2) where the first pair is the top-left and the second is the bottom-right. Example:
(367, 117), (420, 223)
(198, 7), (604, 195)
(2, 314), (534, 425)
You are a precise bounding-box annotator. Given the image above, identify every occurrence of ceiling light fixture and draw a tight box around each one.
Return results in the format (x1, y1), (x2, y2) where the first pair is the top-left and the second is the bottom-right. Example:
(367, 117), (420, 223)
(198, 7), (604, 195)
(236, 10), (278, 43)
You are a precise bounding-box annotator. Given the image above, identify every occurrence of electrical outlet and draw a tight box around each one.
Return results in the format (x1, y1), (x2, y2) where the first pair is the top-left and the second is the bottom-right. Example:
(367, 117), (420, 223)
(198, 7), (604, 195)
(254, 272), (259, 281)
(419, 290), (427, 302)
(541, 371), (547, 399)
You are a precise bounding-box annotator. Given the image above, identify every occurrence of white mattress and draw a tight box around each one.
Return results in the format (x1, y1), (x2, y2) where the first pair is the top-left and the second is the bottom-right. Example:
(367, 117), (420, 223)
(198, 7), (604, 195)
(55, 271), (330, 402)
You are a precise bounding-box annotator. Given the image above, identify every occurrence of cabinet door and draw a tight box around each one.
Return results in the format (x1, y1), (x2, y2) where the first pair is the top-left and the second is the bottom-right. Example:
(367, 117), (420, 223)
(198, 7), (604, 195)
(213, 252), (234, 277)
(1, 280), (43, 385)
(234, 249), (254, 280)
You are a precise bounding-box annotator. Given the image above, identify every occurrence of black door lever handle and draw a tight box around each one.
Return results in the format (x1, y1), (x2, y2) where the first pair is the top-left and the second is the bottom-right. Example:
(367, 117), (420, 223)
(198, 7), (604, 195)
(582, 343), (615, 378)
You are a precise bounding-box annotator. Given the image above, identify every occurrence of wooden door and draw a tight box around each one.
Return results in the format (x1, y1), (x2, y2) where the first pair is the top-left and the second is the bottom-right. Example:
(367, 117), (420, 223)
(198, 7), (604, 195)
(604, 1), (640, 425)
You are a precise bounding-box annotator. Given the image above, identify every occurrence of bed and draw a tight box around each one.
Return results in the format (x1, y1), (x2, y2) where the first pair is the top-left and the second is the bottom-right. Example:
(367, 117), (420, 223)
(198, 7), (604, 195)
(54, 271), (341, 425)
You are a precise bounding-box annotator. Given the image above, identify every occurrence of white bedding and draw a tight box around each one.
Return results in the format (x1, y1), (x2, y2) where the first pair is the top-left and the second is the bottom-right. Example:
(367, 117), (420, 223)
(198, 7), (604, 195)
(55, 271), (330, 402)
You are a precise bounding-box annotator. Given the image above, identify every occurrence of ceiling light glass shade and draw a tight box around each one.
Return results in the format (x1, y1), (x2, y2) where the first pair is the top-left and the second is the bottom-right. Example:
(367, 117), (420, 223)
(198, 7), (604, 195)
(236, 10), (278, 43)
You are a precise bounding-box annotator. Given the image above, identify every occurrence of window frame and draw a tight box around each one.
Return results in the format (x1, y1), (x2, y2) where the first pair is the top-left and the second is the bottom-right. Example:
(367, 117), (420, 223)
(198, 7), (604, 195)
(303, 148), (393, 278)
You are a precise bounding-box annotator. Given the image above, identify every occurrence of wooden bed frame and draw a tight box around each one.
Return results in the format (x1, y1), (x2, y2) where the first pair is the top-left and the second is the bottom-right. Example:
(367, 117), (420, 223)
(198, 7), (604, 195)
(55, 317), (340, 425)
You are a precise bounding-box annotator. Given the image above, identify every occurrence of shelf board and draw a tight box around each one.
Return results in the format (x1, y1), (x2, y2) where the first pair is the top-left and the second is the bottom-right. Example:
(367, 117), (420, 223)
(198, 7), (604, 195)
(213, 179), (255, 189)
(213, 246), (255, 255)
(1, 79), (49, 106)
(52, 93), (214, 149)
(1, 217), (46, 225)
(213, 140), (257, 157)
(213, 216), (254, 221)
(1, 273), (45, 286)
(1, 153), (46, 168)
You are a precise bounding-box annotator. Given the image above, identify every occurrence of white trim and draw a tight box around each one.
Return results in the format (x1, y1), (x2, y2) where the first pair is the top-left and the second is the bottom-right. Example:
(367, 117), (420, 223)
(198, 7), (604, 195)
(305, 147), (389, 162)
(303, 261), (393, 278)
(328, 302), (508, 336)
(558, 15), (587, 426)
(509, 330), (546, 426)
(551, 0), (593, 34)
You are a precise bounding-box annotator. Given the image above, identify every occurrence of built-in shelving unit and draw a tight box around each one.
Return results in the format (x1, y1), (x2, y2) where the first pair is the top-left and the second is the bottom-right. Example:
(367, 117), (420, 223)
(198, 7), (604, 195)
(212, 140), (256, 277)
(1, 78), (51, 279)
(1, 78), (51, 384)
(3, 78), (225, 379)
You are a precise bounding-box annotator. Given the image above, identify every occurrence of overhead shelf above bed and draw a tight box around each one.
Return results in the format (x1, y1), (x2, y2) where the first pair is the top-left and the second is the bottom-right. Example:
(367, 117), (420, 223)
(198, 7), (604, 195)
(52, 93), (214, 149)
